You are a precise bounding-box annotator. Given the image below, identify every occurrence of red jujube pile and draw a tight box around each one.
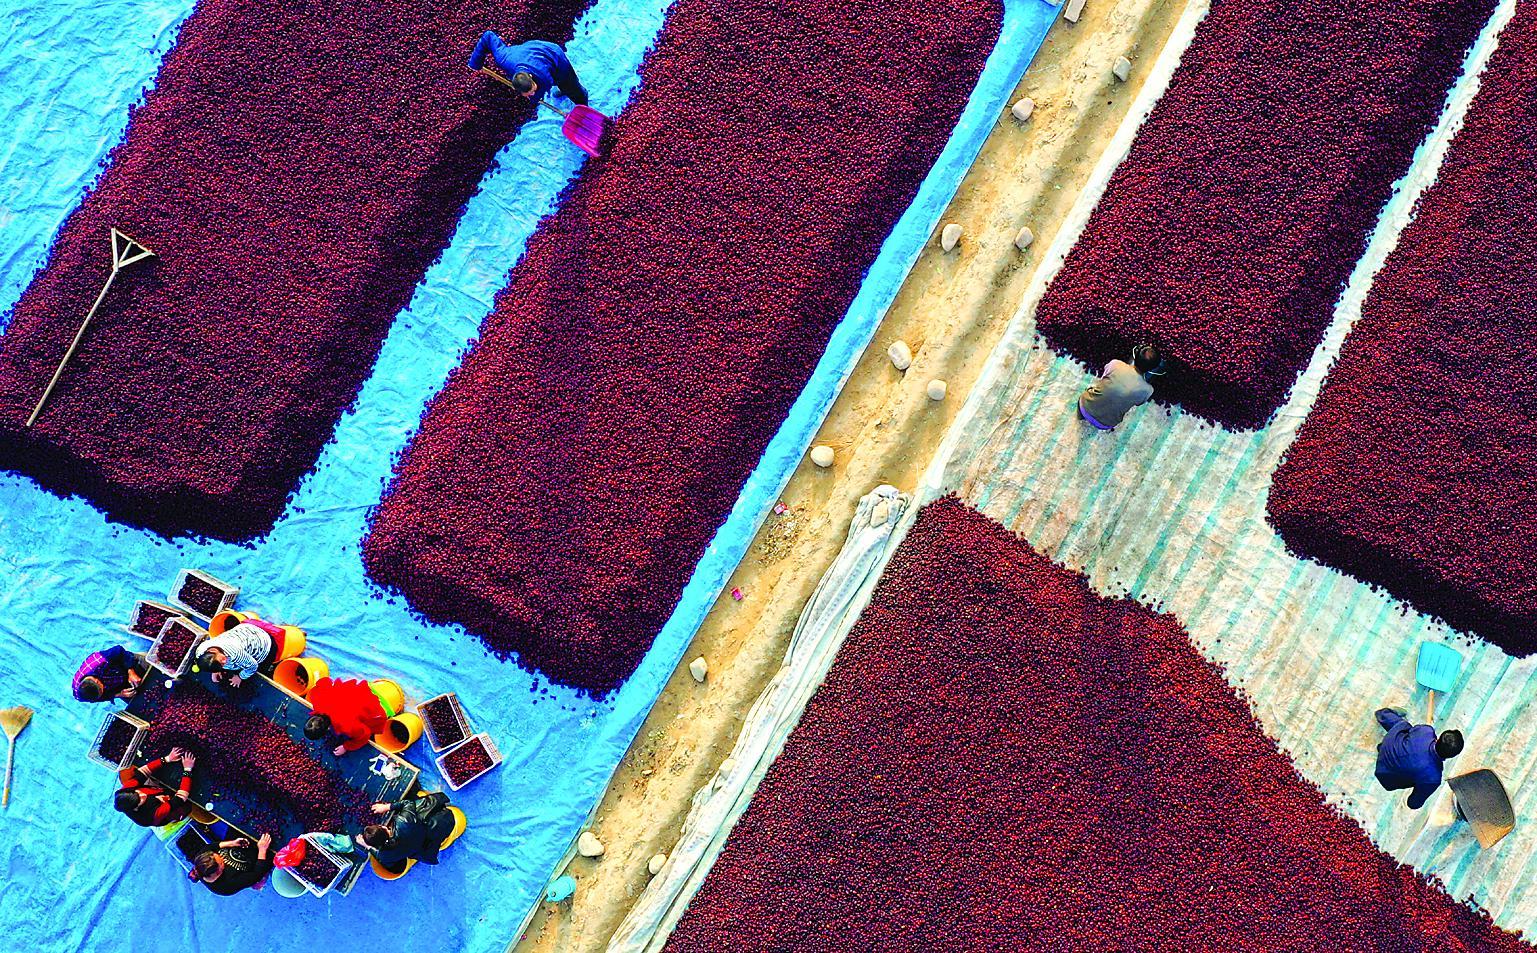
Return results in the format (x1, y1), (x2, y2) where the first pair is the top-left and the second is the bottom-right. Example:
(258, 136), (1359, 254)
(145, 680), (370, 836)
(1033, 0), (1493, 429)
(0, 0), (593, 539)
(1268, 0), (1537, 654)
(665, 497), (1530, 952)
(364, 0), (1004, 694)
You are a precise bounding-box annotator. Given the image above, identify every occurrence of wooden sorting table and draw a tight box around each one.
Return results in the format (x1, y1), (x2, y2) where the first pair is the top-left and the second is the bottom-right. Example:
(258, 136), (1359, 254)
(125, 667), (421, 896)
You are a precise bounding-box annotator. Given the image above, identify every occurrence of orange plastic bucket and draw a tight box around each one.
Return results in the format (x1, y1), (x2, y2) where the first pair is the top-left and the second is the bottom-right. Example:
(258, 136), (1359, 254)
(273, 656), (329, 697)
(208, 609), (254, 637)
(369, 679), (405, 717)
(376, 712), (423, 754)
(440, 807), (468, 851)
(276, 625), (306, 660)
(370, 854), (414, 880)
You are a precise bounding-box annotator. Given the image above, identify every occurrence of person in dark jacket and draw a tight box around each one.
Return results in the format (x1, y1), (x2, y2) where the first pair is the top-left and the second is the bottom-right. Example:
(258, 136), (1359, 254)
(73, 645), (149, 702)
(114, 746), (196, 827)
(359, 791), (457, 873)
(1374, 707), (1463, 809)
(468, 31), (588, 106)
(186, 832), (274, 895)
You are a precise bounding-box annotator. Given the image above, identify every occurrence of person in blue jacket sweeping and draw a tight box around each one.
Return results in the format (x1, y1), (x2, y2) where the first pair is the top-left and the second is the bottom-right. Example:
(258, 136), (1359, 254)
(1374, 707), (1463, 809)
(469, 32), (589, 106)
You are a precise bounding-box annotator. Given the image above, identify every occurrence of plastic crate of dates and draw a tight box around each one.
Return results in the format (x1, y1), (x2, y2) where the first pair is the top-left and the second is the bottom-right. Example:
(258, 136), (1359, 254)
(126, 600), (186, 641)
(169, 568), (239, 621)
(436, 733), (502, 791)
(148, 617), (208, 677)
(292, 834), (353, 897)
(418, 693), (473, 752)
(89, 712), (149, 769)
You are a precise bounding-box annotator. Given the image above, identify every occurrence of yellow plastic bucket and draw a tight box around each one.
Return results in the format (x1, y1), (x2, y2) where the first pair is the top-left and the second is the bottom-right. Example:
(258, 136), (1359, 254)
(208, 609), (254, 637)
(274, 657), (329, 697)
(376, 712), (423, 754)
(369, 679), (405, 717)
(276, 625), (306, 660)
(370, 854), (414, 880)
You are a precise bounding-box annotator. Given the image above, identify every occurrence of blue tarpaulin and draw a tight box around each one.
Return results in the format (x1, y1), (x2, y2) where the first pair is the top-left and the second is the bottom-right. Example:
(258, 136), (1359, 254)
(0, 0), (1057, 949)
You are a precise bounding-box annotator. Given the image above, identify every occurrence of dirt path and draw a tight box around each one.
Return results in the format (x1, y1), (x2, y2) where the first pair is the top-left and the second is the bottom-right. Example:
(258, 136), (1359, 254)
(510, 1), (1192, 948)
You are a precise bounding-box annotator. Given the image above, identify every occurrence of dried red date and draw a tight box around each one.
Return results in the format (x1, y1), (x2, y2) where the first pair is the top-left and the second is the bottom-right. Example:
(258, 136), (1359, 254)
(292, 845), (347, 889)
(176, 575), (226, 617)
(1269, 0), (1537, 653)
(364, 0), (1004, 694)
(130, 602), (179, 639)
(1033, 0), (1494, 430)
(150, 619), (202, 672)
(664, 498), (1531, 952)
(420, 697), (467, 750)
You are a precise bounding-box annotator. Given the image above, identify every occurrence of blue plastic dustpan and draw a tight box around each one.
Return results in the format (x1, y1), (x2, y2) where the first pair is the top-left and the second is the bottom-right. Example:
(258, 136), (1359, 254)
(1417, 642), (1463, 693)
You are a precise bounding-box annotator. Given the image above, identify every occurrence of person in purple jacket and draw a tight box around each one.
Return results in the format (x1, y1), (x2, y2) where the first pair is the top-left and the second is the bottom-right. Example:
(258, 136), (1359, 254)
(73, 645), (149, 703)
(468, 32), (588, 106)
(1374, 708), (1463, 809)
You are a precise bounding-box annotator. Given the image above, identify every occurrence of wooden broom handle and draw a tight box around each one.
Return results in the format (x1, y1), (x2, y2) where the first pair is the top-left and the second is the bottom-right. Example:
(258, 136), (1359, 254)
(478, 66), (517, 90)
(4, 736), (15, 808)
(25, 267), (119, 427)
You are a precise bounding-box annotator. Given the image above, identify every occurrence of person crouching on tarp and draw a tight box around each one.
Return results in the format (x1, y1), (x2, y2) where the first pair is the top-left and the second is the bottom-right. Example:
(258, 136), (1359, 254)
(73, 645), (149, 702)
(186, 832), (274, 896)
(305, 676), (396, 757)
(196, 620), (282, 688)
(1374, 707), (1464, 809)
(114, 745), (197, 827)
(359, 791), (458, 875)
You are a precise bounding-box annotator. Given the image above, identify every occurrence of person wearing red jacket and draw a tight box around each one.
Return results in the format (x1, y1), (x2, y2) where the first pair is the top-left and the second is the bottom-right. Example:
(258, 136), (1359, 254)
(114, 746), (196, 827)
(304, 677), (392, 755)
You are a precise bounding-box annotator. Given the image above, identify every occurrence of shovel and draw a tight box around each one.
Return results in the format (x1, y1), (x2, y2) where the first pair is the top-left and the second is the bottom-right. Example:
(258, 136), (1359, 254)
(1417, 641), (1462, 723)
(1, 706), (34, 808)
(478, 68), (607, 158)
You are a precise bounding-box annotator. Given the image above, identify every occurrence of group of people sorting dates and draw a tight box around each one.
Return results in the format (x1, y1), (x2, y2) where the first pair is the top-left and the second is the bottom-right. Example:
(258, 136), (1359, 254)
(74, 619), (460, 896)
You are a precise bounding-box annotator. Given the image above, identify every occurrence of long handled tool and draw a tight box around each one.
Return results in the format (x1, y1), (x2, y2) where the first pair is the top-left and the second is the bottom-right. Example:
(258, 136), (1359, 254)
(26, 228), (155, 427)
(478, 68), (607, 158)
(1, 705), (34, 808)
(1416, 641), (1462, 723)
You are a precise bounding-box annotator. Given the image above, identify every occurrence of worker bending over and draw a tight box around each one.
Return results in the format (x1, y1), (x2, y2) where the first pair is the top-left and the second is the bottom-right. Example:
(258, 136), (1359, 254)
(185, 832), (274, 896)
(360, 791), (458, 874)
(74, 645), (149, 703)
(197, 620), (283, 688)
(114, 745), (197, 827)
(469, 31), (588, 106)
(1078, 344), (1165, 431)
(305, 676), (393, 756)
(1374, 707), (1463, 809)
